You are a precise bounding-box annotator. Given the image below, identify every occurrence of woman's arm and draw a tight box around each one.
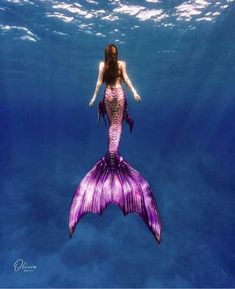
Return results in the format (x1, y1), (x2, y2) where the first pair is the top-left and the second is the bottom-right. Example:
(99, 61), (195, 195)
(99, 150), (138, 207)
(89, 61), (104, 107)
(121, 61), (141, 103)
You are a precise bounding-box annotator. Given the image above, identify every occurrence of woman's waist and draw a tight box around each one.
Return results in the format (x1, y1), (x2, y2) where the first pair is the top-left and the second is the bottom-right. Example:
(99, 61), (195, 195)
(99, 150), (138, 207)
(104, 86), (125, 97)
(105, 85), (124, 91)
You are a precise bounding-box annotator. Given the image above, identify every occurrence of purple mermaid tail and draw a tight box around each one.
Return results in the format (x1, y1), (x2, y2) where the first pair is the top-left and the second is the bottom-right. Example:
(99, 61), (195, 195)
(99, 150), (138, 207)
(69, 87), (162, 245)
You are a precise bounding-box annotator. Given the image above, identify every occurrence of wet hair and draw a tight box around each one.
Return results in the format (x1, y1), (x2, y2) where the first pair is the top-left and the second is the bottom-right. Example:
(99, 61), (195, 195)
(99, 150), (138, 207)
(103, 44), (120, 84)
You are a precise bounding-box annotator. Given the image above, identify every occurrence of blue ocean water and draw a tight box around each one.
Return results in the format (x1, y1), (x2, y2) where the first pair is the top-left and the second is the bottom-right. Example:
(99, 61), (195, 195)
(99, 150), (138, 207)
(0, 0), (235, 287)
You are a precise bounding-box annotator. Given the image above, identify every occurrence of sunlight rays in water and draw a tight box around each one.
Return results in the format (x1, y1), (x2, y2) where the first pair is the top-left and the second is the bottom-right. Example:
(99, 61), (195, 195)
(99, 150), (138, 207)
(0, 0), (234, 42)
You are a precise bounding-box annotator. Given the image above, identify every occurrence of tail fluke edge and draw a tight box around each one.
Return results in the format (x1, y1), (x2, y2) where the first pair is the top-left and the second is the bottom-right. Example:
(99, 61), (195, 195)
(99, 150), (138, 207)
(69, 152), (162, 245)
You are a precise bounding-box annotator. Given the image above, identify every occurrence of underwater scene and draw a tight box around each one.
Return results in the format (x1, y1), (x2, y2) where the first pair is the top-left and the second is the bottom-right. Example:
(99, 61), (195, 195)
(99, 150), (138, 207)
(0, 0), (235, 287)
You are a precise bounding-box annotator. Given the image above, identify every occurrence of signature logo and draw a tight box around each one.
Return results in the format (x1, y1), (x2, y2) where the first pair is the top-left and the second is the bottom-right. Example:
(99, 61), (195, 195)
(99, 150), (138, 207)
(13, 259), (37, 272)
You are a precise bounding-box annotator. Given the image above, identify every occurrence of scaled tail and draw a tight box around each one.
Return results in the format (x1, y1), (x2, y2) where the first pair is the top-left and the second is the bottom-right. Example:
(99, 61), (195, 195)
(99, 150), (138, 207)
(69, 152), (162, 245)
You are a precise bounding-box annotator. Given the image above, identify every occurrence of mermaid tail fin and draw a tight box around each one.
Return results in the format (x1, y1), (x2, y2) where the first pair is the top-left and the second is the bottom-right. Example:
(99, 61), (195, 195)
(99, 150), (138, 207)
(97, 100), (107, 128)
(69, 152), (162, 245)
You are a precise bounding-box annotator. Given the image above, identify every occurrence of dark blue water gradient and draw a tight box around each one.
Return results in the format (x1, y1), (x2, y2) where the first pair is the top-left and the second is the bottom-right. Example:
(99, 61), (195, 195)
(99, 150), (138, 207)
(0, 0), (234, 287)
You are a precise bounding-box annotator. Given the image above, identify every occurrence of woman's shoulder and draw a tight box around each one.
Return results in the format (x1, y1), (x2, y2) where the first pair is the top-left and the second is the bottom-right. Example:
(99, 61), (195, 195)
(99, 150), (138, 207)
(118, 60), (126, 68)
(99, 61), (105, 67)
(99, 60), (126, 69)
(99, 60), (125, 64)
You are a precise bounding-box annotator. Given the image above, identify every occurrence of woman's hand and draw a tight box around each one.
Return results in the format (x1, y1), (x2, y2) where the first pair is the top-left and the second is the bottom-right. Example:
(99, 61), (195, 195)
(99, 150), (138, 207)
(134, 93), (141, 103)
(89, 98), (95, 107)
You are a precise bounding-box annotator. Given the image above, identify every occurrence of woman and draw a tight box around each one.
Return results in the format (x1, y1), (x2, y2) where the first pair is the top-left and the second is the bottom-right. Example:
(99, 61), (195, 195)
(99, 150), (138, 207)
(69, 44), (162, 245)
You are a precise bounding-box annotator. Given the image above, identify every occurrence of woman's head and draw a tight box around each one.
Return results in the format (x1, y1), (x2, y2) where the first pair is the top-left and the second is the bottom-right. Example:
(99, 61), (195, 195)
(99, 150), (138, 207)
(104, 44), (118, 62)
(103, 44), (119, 84)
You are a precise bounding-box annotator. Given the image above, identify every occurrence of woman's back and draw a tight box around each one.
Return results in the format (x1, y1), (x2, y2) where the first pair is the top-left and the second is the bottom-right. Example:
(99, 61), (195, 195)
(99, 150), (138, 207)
(102, 60), (123, 88)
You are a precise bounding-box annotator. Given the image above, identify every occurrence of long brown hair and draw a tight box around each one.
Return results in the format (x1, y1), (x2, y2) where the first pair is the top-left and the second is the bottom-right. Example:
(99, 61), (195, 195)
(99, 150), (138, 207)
(103, 44), (119, 84)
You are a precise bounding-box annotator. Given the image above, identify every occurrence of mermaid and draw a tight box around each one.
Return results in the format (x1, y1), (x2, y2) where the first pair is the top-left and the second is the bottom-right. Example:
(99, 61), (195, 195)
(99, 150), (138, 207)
(69, 44), (162, 245)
